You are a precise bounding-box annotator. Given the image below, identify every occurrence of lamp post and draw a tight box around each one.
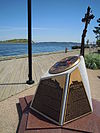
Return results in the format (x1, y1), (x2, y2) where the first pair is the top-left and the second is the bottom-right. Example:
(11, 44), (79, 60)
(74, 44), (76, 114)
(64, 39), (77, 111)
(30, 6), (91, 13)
(26, 0), (34, 84)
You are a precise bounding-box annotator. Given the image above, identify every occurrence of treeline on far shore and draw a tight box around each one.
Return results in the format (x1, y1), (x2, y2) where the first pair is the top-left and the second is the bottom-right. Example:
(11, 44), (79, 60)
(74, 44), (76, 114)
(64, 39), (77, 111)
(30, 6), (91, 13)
(72, 45), (89, 49)
(72, 40), (100, 49)
(0, 39), (34, 44)
(72, 44), (98, 49)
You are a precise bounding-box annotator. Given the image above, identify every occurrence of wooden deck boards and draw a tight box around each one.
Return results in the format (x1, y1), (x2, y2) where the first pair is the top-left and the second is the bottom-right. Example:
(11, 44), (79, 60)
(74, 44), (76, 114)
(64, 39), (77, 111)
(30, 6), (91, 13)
(0, 52), (78, 101)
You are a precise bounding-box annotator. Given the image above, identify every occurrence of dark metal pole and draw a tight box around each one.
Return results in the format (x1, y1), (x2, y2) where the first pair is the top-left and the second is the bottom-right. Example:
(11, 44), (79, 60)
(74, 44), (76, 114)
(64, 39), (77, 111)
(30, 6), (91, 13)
(27, 0), (34, 84)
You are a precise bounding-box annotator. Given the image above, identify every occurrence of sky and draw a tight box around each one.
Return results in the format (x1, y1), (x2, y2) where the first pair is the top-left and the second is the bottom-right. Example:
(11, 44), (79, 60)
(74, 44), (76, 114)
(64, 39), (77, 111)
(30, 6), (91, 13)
(0, 0), (100, 43)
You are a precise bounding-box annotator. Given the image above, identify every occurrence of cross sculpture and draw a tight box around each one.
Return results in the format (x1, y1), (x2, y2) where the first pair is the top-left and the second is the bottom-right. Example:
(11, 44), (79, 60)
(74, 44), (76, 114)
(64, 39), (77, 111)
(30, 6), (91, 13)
(80, 6), (94, 57)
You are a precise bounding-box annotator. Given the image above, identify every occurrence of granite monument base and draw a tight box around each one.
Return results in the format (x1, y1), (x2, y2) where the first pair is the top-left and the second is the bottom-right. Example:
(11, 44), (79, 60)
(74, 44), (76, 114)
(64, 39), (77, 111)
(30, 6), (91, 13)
(18, 95), (100, 133)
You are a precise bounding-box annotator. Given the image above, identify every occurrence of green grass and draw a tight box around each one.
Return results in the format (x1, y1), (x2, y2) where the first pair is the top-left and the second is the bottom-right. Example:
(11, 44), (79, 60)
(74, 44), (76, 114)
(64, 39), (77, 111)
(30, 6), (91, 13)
(85, 53), (100, 69)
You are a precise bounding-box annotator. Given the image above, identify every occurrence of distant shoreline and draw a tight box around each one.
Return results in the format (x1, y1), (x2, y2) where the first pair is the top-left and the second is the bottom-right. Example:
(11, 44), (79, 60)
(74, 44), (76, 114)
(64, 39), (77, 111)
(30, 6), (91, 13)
(0, 39), (80, 44)
(0, 39), (34, 44)
(0, 42), (28, 44)
(0, 42), (80, 45)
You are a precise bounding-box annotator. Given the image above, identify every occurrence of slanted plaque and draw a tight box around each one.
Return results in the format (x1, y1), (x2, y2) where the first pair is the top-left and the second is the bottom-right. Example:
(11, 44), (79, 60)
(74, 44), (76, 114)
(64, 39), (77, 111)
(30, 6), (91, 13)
(31, 56), (93, 125)
(31, 75), (66, 123)
(64, 68), (91, 123)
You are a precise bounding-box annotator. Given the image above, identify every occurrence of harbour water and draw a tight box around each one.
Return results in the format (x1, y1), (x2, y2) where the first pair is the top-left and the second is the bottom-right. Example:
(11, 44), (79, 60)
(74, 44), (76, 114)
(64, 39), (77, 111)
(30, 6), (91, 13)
(0, 42), (80, 57)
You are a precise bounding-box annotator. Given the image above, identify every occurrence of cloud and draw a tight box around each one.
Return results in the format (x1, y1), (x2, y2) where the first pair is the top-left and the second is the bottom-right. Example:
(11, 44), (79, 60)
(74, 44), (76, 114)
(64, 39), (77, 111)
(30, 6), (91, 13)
(0, 27), (27, 32)
(32, 27), (50, 30)
(0, 26), (64, 32)
(32, 27), (62, 30)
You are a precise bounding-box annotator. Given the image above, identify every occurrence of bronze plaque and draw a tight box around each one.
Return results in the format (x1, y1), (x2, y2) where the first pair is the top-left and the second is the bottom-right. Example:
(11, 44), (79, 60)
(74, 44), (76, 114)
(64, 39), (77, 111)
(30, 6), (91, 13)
(31, 75), (66, 123)
(64, 68), (91, 122)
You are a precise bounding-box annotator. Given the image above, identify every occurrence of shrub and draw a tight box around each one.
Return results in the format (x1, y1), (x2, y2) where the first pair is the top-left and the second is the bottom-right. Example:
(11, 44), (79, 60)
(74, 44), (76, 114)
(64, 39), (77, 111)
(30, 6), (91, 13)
(72, 45), (89, 49)
(72, 46), (80, 49)
(97, 40), (100, 47)
(85, 53), (100, 69)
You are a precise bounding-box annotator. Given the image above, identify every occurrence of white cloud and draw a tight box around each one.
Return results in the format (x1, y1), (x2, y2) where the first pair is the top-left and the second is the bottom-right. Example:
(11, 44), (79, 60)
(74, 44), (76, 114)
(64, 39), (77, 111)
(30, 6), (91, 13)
(0, 27), (27, 32)
(32, 27), (63, 31)
(0, 26), (64, 32)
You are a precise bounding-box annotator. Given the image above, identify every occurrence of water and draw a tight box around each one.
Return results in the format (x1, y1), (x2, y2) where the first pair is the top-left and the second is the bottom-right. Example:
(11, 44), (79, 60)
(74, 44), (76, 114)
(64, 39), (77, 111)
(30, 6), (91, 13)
(0, 42), (79, 57)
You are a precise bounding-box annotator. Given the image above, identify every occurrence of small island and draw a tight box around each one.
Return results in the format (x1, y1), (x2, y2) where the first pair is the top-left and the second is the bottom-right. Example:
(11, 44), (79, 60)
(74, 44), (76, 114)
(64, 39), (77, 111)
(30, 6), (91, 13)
(0, 39), (34, 44)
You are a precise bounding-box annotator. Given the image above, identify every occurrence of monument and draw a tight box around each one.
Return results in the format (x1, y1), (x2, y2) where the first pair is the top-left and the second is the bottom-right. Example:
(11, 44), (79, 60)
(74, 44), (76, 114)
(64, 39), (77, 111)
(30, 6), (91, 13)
(30, 7), (94, 125)
(18, 3), (100, 132)
(30, 55), (93, 125)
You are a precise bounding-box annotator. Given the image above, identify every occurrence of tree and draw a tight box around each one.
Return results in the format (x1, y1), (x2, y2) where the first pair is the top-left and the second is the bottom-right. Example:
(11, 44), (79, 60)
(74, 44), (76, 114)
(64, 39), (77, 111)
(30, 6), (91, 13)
(93, 18), (100, 46)
(86, 39), (89, 46)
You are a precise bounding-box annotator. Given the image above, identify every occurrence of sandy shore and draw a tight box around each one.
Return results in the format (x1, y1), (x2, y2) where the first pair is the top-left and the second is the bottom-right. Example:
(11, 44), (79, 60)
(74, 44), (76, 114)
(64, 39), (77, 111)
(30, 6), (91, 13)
(0, 50), (100, 133)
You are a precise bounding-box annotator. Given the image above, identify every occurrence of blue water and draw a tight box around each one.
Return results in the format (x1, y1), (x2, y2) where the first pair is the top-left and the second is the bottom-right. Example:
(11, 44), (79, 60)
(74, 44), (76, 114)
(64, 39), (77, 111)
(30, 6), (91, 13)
(0, 42), (80, 57)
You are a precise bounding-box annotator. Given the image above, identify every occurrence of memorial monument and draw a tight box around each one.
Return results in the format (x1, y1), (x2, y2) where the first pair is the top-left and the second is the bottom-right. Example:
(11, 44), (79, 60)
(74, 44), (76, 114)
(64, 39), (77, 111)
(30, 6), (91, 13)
(30, 6), (94, 126)
(18, 3), (100, 132)
(31, 55), (93, 125)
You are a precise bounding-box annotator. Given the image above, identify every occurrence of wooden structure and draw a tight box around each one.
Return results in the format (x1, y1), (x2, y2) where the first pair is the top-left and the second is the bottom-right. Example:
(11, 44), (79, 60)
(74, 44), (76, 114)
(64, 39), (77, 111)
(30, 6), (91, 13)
(0, 52), (80, 102)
